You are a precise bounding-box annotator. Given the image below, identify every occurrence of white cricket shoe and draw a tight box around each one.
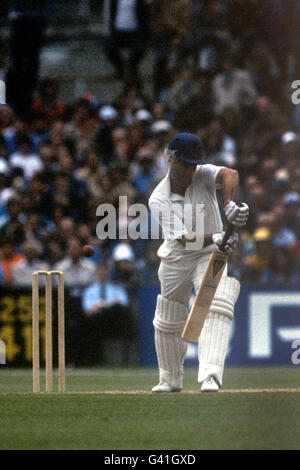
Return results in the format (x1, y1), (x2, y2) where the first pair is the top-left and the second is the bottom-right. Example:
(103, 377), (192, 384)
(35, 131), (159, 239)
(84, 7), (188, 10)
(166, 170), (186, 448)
(152, 382), (182, 393)
(152, 370), (182, 393)
(201, 376), (220, 393)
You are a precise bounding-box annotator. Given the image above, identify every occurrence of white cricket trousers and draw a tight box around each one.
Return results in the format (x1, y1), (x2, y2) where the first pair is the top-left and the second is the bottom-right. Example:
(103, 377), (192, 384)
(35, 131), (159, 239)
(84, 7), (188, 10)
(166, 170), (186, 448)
(155, 249), (238, 386)
(158, 250), (222, 305)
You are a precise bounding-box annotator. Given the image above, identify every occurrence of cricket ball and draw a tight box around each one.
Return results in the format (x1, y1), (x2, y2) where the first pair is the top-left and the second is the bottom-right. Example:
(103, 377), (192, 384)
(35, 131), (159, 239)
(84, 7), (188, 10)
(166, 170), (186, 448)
(82, 244), (94, 258)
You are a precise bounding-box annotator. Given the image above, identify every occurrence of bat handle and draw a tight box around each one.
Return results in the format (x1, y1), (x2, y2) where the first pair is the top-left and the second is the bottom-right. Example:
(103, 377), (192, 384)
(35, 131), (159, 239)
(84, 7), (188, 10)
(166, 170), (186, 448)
(219, 224), (235, 252)
(219, 202), (243, 253)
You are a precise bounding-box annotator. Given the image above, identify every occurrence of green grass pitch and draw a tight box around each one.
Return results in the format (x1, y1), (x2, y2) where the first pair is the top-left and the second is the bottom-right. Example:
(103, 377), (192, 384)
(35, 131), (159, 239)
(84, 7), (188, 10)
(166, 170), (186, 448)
(0, 367), (300, 450)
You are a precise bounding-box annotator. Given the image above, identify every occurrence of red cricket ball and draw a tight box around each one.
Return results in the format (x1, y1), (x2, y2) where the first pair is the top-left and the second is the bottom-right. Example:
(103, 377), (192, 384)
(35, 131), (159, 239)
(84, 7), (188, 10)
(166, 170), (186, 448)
(82, 244), (94, 258)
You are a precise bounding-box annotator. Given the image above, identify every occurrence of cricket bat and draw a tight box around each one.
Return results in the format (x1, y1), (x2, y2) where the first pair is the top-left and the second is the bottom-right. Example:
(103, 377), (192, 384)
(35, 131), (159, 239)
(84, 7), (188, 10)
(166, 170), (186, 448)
(181, 224), (235, 343)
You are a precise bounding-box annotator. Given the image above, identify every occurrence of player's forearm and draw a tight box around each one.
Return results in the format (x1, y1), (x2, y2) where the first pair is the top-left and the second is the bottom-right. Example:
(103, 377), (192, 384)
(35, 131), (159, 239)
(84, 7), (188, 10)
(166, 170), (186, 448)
(217, 168), (239, 207)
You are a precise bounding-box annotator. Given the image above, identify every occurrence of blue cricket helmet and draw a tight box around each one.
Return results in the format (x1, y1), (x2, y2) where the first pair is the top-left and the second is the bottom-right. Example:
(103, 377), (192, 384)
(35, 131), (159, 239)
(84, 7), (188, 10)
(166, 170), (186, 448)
(167, 132), (206, 164)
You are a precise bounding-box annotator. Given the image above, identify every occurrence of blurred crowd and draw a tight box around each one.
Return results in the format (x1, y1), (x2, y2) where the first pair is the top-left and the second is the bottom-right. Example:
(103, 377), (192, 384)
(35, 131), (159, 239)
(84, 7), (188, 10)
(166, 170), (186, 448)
(1, 0), (300, 309)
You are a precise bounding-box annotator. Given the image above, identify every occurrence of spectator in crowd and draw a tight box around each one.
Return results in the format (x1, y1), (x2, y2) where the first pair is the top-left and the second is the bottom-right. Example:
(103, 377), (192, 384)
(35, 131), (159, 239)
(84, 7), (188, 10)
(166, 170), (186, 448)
(23, 212), (52, 244)
(274, 132), (300, 191)
(259, 158), (279, 196)
(11, 240), (49, 286)
(243, 228), (272, 282)
(149, 0), (191, 97)
(110, 127), (132, 167)
(0, 195), (25, 246)
(261, 246), (299, 284)
(82, 262), (129, 315)
(131, 147), (159, 198)
(9, 133), (43, 180)
(212, 51), (257, 114)
(31, 78), (66, 126)
(227, 0), (263, 53)
(0, 169), (13, 207)
(246, 183), (272, 221)
(246, 42), (282, 105)
(95, 106), (119, 166)
(282, 192), (300, 237)
(82, 262), (135, 364)
(75, 146), (106, 198)
(110, 238), (139, 295)
(168, 64), (201, 116)
(271, 203), (298, 249)
(0, 238), (24, 285)
(55, 236), (96, 288)
(29, 172), (55, 220)
(201, 118), (237, 167)
(42, 234), (64, 268)
(258, 0), (299, 84)
(63, 98), (98, 158)
(30, 112), (52, 152)
(37, 142), (57, 182)
(179, 0), (231, 73)
(252, 96), (286, 149)
(6, 0), (51, 118)
(103, 0), (150, 80)
(53, 169), (90, 223)
(0, 107), (18, 154)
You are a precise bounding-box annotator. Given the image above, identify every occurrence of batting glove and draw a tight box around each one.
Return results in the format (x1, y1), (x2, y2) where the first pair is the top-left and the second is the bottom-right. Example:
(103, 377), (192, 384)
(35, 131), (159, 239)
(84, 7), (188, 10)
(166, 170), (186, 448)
(225, 201), (249, 227)
(212, 231), (239, 255)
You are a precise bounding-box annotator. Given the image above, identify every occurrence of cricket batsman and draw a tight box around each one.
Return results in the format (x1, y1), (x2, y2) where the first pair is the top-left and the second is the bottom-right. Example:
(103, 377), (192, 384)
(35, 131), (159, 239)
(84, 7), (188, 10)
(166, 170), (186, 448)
(149, 133), (249, 392)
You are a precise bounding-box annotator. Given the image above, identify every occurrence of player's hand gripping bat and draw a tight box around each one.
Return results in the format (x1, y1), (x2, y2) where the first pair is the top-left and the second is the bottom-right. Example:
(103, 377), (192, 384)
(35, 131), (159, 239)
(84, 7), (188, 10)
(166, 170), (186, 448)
(181, 223), (236, 343)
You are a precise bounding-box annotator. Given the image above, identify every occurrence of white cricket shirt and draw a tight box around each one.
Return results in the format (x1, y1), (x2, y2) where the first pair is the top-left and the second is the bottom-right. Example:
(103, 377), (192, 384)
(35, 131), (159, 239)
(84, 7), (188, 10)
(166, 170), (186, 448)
(149, 164), (224, 258)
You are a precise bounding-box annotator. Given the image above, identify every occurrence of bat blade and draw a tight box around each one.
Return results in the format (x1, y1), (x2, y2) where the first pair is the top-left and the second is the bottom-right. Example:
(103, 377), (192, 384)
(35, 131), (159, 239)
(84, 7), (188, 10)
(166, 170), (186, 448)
(181, 250), (228, 343)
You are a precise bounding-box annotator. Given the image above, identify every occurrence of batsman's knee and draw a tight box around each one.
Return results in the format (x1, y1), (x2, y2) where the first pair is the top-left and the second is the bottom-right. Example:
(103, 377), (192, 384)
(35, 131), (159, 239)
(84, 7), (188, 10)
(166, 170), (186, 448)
(210, 276), (240, 320)
(153, 295), (188, 334)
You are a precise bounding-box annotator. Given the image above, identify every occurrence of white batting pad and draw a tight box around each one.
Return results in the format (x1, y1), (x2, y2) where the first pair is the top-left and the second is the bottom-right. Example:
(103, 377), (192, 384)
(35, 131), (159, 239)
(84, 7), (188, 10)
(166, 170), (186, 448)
(198, 277), (240, 386)
(153, 295), (187, 333)
(153, 295), (188, 388)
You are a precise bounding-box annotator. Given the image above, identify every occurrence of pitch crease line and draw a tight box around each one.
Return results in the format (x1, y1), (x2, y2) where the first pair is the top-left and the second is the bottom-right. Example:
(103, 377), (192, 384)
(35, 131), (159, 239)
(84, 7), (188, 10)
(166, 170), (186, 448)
(1, 388), (300, 395)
